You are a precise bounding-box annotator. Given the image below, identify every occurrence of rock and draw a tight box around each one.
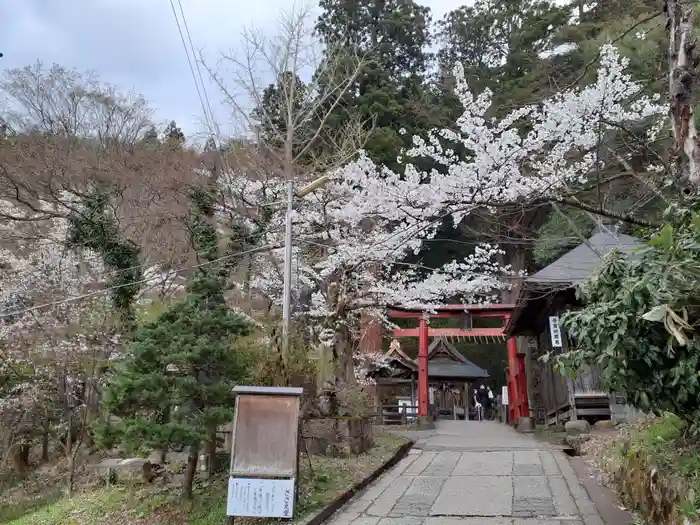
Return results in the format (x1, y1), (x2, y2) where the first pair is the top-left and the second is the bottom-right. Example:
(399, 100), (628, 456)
(593, 419), (617, 429)
(565, 420), (591, 435)
(89, 457), (157, 484)
(198, 451), (230, 474)
(565, 434), (591, 456)
(516, 417), (534, 433)
(148, 449), (166, 465)
(565, 434), (591, 446)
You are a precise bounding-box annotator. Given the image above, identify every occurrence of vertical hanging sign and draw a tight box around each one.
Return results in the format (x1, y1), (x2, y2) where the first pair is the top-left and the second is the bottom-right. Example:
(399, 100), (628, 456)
(227, 386), (303, 519)
(549, 316), (563, 348)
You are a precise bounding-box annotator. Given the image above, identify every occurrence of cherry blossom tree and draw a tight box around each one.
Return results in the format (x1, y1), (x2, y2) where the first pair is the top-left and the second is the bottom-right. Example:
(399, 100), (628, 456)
(0, 195), (178, 481)
(0, 196), (107, 476)
(222, 45), (665, 394)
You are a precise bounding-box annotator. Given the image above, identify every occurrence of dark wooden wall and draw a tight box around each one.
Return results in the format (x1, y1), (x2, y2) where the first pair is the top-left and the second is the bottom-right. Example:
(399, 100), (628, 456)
(529, 288), (606, 422)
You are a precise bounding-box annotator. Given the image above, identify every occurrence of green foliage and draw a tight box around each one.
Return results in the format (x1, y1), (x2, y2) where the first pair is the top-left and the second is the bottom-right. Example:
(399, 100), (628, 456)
(162, 120), (185, 147)
(533, 207), (595, 266)
(98, 186), (252, 457)
(436, 0), (570, 113)
(67, 189), (142, 325)
(558, 210), (700, 430)
(254, 338), (318, 391)
(314, 0), (437, 170)
(184, 187), (227, 301)
(139, 126), (159, 146)
(601, 414), (700, 522)
(250, 71), (308, 152)
(98, 295), (252, 454)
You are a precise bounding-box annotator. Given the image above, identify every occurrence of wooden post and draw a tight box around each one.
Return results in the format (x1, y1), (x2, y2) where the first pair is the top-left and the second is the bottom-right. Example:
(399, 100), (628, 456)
(517, 353), (530, 418)
(418, 315), (430, 418)
(410, 377), (416, 408)
(506, 334), (520, 422)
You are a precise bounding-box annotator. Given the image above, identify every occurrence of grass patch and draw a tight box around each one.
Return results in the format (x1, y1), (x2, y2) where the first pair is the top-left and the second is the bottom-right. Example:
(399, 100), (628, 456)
(600, 414), (700, 525)
(2, 432), (409, 525)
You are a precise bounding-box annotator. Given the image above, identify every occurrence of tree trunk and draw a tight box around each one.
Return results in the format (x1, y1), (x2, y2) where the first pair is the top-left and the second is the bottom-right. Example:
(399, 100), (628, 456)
(206, 427), (217, 478)
(663, 0), (700, 189)
(65, 411), (75, 497)
(42, 412), (49, 462)
(333, 323), (355, 385)
(183, 445), (199, 500)
(11, 443), (30, 476)
(358, 312), (383, 354)
(66, 451), (76, 497)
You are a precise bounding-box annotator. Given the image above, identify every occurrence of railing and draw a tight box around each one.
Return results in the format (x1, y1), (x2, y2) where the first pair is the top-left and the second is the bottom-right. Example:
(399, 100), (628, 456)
(374, 404), (419, 425)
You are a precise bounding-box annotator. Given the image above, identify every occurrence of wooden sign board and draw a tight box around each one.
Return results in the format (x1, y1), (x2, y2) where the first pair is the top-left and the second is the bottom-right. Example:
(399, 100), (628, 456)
(227, 386), (303, 519)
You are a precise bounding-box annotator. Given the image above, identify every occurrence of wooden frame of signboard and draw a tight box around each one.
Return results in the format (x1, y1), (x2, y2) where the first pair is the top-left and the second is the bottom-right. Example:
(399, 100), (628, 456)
(227, 386), (303, 520)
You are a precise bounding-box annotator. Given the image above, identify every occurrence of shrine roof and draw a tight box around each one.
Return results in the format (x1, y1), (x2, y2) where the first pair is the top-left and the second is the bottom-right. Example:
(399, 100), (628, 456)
(429, 361), (489, 379)
(384, 337), (490, 379)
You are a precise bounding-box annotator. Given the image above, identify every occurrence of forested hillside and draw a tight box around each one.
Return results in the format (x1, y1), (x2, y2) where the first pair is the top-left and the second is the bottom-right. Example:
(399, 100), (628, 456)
(2, 0), (699, 520)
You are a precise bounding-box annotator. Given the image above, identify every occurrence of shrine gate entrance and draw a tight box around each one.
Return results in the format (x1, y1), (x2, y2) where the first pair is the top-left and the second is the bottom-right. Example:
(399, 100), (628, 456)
(387, 304), (529, 425)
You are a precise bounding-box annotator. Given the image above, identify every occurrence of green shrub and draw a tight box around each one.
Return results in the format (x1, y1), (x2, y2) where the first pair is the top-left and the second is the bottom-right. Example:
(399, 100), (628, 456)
(557, 210), (700, 431)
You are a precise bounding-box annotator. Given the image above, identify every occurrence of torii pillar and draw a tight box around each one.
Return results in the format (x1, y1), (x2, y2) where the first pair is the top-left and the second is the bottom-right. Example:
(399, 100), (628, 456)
(417, 314), (434, 428)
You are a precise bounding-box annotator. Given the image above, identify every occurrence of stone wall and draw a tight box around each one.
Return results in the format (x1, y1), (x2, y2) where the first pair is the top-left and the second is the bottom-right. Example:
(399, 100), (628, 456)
(302, 417), (374, 456)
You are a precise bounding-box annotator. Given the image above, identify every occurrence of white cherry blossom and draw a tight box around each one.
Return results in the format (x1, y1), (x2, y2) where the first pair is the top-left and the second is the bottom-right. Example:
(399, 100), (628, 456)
(220, 45), (665, 382)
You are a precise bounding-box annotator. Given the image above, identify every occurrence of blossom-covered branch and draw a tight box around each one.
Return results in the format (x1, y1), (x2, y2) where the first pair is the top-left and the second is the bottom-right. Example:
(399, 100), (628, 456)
(217, 44), (665, 384)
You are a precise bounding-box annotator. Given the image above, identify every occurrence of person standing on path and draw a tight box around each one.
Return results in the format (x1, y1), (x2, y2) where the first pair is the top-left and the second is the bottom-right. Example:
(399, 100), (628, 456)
(472, 389), (482, 420)
(476, 385), (489, 421)
(487, 386), (495, 419)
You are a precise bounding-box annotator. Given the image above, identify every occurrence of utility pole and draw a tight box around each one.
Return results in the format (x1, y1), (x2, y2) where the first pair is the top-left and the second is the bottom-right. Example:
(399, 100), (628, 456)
(281, 175), (331, 364)
(281, 181), (294, 363)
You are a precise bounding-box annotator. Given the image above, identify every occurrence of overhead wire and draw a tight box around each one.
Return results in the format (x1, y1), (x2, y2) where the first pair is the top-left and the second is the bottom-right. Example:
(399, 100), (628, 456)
(168, 0), (216, 135)
(0, 218), (288, 298)
(169, 0), (240, 215)
(0, 242), (282, 320)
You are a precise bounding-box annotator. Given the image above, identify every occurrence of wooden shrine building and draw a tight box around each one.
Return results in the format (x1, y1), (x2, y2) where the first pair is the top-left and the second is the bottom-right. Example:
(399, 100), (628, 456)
(372, 337), (490, 422)
(506, 226), (643, 426)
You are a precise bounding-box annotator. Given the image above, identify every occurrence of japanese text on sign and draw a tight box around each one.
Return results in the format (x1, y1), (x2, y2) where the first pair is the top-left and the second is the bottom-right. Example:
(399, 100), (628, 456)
(226, 477), (295, 518)
(549, 316), (563, 348)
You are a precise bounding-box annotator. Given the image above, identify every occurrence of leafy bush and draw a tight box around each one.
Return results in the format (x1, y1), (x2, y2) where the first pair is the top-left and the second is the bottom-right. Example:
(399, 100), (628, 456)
(559, 210), (700, 431)
(600, 414), (700, 523)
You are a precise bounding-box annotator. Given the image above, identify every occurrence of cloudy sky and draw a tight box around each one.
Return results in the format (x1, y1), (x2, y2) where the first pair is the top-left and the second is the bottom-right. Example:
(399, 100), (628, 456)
(1, 0), (466, 140)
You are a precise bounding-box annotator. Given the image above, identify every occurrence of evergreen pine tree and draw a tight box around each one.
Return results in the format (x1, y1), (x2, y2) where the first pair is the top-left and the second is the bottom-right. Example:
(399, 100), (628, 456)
(163, 120), (185, 147)
(100, 187), (251, 499)
(140, 125), (160, 146)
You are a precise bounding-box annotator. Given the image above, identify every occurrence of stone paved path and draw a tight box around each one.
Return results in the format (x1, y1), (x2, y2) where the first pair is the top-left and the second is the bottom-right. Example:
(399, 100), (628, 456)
(326, 421), (606, 525)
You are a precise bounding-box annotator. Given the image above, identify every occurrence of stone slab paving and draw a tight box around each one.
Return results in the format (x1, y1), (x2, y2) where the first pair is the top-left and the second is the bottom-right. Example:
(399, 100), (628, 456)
(325, 421), (609, 525)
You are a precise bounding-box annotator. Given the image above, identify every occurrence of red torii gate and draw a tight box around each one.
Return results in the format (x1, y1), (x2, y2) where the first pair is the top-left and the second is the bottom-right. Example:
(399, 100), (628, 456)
(387, 304), (529, 425)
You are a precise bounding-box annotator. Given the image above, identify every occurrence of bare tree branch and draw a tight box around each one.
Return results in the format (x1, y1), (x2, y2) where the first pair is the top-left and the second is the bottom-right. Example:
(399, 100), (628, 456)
(203, 2), (372, 179)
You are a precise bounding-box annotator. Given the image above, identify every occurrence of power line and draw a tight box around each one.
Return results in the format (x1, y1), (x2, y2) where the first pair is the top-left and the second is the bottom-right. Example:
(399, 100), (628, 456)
(0, 242), (280, 319)
(174, 0), (219, 138)
(168, 0), (215, 134)
(0, 222), (288, 299)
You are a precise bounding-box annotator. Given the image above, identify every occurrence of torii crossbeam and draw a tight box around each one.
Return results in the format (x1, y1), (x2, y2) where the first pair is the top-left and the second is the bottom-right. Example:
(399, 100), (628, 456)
(387, 304), (530, 426)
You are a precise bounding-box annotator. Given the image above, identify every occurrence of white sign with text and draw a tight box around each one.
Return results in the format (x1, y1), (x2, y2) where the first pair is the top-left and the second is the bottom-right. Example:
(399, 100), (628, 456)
(226, 477), (295, 518)
(549, 316), (563, 348)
